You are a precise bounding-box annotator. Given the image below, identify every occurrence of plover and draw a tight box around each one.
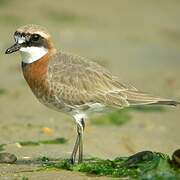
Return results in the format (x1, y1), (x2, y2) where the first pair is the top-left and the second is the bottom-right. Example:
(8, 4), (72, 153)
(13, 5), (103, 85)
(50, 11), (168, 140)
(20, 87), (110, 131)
(5, 24), (179, 163)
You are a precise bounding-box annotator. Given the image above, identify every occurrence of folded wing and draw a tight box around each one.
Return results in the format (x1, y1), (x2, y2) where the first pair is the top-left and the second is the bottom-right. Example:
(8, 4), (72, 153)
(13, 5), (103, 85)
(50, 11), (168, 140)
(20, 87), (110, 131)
(48, 52), (179, 108)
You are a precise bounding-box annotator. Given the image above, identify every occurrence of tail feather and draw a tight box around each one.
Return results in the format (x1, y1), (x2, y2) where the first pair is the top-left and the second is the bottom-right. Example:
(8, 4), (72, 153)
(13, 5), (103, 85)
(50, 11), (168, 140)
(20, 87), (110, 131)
(123, 90), (180, 106)
(152, 100), (180, 106)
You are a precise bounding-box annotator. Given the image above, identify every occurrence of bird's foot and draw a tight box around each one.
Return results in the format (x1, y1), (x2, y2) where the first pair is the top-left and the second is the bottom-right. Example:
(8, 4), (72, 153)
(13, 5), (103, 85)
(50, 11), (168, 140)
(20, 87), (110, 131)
(69, 157), (75, 165)
(78, 156), (83, 164)
(69, 157), (83, 164)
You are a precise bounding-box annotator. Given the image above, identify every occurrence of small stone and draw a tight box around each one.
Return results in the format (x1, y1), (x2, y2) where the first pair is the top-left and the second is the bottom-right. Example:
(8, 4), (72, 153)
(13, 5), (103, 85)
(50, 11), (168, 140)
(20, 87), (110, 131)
(0, 153), (17, 164)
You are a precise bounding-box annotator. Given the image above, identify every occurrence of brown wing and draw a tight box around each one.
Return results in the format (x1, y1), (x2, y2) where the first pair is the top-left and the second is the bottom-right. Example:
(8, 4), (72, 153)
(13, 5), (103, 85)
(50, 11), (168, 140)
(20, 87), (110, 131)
(47, 51), (179, 108)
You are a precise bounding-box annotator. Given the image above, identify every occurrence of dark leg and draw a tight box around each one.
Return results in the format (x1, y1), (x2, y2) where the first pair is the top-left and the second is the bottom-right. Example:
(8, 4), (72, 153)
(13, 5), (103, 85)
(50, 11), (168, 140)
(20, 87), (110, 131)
(78, 118), (85, 163)
(70, 117), (85, 164)
(70, 130), (80, 164)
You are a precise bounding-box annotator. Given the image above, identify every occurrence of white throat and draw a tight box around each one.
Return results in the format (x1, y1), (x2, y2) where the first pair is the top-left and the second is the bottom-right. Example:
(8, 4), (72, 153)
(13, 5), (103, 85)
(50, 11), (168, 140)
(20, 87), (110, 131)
(20, 46), (48, 64)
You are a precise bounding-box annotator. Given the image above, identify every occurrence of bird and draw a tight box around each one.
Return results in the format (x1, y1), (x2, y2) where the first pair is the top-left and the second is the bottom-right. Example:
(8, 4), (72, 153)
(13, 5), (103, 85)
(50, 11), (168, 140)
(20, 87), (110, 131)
(5, 24), (179, 164)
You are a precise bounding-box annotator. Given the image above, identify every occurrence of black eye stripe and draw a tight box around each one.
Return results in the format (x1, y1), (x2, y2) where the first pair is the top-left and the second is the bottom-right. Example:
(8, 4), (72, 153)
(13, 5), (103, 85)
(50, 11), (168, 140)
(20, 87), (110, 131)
(21, 32), (26, 37)
(14, 32), (42, 41)
(31, 34), (40, 41)
(19, 34), (48, 48)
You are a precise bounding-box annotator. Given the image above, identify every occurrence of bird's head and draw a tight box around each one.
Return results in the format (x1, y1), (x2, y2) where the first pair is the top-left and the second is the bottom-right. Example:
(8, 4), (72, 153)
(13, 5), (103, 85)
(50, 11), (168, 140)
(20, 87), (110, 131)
(5, 24), (56, 63)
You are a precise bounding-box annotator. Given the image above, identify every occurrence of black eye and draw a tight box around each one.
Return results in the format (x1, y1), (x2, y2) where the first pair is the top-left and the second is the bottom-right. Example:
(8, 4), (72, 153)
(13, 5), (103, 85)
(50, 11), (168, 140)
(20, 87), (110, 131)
(14, 31), (21, 36)
(31, 34), (40, 41)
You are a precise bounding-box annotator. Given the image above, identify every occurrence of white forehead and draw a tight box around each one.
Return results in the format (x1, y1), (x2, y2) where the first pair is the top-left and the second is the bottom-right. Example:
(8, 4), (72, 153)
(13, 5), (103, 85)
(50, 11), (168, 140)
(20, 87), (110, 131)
(33, 31), (49, 39)
(16, 24), (50, 38)
(15, 35), (26, 44)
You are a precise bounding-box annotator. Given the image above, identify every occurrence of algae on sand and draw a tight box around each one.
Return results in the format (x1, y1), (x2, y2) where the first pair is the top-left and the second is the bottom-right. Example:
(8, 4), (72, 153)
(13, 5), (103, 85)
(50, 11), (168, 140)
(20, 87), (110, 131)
(91, 108), (131, 125)
(0, 88), (8, 96)
(19, 137), (68, 146)
(91, 105), (165, 126)
(41, 151), (180, 179)
(0, 138), (68, 151)
(0, 144), (5, 152)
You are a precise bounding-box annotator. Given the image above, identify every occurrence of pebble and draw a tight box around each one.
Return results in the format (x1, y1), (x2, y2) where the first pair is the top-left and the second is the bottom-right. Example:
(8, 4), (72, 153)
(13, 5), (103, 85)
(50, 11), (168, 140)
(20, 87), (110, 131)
(0, 153), (17, 164)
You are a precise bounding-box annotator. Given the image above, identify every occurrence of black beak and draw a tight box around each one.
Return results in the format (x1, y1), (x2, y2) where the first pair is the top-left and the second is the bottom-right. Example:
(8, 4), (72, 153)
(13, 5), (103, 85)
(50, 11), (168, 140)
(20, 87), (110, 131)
(5, 43), (21, 54)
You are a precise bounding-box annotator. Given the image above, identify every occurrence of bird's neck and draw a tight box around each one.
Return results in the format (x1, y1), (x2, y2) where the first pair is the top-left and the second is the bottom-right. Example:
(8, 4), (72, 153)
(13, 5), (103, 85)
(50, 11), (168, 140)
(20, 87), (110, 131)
(20, 46), (48, 64)
(21, 53), (50, 98)
(21, 43), (56, 97)
(20, 41), (56, 64)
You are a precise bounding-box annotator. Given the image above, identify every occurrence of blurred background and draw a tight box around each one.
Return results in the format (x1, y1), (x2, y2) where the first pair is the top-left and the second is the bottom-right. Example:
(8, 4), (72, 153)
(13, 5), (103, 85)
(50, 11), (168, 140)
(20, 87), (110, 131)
(0, 0), (180, 177)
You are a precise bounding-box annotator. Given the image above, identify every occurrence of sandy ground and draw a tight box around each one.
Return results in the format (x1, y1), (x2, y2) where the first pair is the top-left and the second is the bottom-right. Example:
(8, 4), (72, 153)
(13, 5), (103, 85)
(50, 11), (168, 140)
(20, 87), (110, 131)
(0, 0), (180, 179)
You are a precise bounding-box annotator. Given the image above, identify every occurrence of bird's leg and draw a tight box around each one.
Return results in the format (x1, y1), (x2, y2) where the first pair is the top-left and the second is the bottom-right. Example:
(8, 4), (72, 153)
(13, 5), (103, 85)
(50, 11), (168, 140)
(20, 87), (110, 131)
(78, 118), (85, 163)
(71, 114), (86, 164)
(70, 126), (80, 164)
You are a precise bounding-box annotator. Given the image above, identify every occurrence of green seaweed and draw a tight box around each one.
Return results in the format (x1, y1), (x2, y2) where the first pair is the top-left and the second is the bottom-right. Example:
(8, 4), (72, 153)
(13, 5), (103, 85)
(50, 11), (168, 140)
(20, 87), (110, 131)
(22, 177), (29, 180)
(19, 137), (68, 147)
(39, 137), (67, 145)
(38, 156), (50, 163)
(91, 109), (131, 125)
(91, 105), (165, 126)
(0, 88), (7, 96)
(0, 144), (5, 151)
(41, 151), (180, 179)
(19, 141), (39, 146)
